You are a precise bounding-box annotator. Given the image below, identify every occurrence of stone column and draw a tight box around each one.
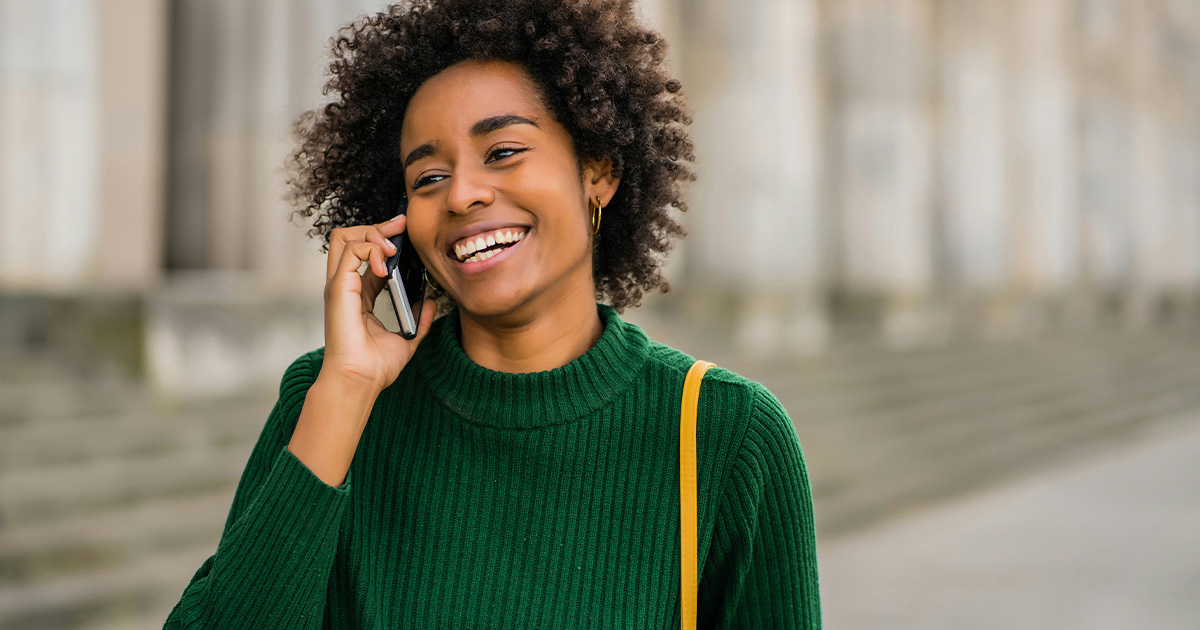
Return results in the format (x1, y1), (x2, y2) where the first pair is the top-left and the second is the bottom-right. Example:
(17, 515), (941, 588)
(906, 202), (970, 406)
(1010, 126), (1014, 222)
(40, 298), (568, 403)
(0, 1), (98, 289)
(1162, 2), (1200, 328)
(0, 0), (164, 292)
(147, 1), (385, 398)
(206, 0), (254, 271)
(247, 0), (324, 292)
(678, 0), (828, 357)
(1123, 0), (1200, 330)
(826, 0), (940, 347)
(938, 0), (1020, 338)
(95, 0), (168, 291)
(1075, 0), (1137, 327)
(1125, 0), (1170, 328)
(1009, 0), (1080, 332)
(164, 0), (215, 270)
(264, 0), (392, 294)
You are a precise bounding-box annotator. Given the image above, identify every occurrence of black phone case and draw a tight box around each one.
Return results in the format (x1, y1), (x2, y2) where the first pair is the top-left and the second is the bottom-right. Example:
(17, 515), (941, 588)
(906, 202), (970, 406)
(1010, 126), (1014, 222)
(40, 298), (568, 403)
(383, 205), (427, 339)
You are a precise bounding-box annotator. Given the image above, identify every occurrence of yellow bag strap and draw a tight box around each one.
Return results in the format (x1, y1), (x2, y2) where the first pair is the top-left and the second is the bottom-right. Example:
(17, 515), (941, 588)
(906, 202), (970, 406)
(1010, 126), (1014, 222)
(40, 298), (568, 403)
(681, 359), (715, 630)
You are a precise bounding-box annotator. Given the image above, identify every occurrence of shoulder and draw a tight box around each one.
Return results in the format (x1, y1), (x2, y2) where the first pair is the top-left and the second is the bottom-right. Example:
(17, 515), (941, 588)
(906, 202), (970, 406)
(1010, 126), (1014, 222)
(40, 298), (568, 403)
(277, 347), (326, 398)
(638, 335), (808, 524)
(643, 338), (761, 392)
(643, 338), (788, 427)
(641, 336), (801, 466)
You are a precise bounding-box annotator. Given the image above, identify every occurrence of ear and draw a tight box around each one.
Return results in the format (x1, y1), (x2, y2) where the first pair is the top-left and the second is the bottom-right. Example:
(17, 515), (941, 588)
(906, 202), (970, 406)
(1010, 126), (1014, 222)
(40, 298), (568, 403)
(581, 157), (620, 207)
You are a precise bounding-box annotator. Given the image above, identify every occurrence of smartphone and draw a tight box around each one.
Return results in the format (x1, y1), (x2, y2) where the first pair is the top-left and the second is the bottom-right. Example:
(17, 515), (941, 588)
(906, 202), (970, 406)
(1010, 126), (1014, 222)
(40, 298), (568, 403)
(383, 199), (427, 339)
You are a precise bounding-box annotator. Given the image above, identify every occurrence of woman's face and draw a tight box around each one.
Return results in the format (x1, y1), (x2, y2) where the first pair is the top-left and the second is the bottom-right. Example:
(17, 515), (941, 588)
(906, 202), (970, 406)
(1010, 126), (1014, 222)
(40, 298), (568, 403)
(399, 58), (618, 320)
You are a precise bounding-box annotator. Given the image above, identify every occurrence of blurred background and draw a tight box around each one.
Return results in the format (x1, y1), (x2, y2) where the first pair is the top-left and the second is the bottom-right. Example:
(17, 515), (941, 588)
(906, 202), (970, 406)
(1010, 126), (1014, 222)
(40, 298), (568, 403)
(3, 0), (1200, 627)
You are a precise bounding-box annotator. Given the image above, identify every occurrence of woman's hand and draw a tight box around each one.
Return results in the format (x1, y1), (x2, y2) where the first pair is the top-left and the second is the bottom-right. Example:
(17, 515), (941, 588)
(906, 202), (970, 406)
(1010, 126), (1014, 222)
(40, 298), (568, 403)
(320, 214), (438, 394)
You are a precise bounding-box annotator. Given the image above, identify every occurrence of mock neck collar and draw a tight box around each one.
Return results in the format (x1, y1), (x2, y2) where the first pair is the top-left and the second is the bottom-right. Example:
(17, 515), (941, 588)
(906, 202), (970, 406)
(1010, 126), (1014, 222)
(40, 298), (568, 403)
(412, 303), (649, 429)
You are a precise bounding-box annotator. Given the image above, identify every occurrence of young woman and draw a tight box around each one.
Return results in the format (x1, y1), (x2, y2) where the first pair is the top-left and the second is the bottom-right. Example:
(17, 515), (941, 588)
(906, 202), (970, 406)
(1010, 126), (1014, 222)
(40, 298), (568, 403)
(166, 0), (820, 627)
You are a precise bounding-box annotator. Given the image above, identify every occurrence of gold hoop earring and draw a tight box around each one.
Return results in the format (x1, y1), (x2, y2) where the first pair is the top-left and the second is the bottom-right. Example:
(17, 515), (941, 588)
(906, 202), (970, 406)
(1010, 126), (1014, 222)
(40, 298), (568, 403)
(423, 269), (443, 292)
(590, 195), (603, 235)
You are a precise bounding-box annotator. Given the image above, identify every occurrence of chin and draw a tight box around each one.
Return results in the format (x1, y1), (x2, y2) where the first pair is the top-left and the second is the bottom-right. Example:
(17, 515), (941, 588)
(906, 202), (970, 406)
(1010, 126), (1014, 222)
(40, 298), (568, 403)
(454, 285), (536, 320)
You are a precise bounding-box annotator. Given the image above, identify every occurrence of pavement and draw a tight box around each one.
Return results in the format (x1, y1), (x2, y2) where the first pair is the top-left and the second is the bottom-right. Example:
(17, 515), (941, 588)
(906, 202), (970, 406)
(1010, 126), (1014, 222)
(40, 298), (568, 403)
(818, 421), (1200, 629)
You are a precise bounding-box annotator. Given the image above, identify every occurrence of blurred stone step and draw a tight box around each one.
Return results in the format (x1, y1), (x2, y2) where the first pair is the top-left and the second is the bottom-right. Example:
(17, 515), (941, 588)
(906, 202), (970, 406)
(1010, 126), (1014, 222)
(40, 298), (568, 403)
(785, 338), (1179, 425)
(902, 360), (1200, 460)
(0, 378), (153, 430)
(828, 401), (1200, 538)
(846, 346), (1199, 451)
(818, 388), (1200, 536)
(0, 491), (232, 588)
(0, 401), (270, 474)
(813, 357), (1200, 499)
(903, 382), (1200, 486)
(0, 544), (212, 630)
(752, 336), (1196, 504)
(784, 341), (1196, 488)
(0, 443), (250, 529)
(786, 332), (1181, 405)
(742, 329), (1163, 392)
(144, 272), (324, 400)
(0, 350), (80, 383)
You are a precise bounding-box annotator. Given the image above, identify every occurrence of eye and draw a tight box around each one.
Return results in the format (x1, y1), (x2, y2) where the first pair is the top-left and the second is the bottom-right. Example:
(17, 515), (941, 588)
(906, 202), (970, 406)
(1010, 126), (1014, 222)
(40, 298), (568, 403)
(412, 173), (445, 190)
(486, 146), (528, 162)
(411, 147), (527, 189)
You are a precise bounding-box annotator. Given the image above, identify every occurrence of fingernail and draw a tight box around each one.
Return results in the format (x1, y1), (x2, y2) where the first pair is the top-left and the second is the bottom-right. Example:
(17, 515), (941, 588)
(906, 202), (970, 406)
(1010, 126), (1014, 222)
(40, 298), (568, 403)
(390, 214), (405, 222)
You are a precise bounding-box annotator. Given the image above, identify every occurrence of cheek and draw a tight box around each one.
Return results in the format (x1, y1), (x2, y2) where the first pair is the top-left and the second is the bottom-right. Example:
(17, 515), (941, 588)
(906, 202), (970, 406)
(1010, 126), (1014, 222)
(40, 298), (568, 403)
(507, 167), (588, 233)
(404, 204), (440, 262)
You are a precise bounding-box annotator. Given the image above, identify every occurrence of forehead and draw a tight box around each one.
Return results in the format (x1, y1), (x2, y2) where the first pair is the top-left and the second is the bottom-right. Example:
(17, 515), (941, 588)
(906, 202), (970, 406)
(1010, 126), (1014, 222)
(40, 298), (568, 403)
(401, 59), (547, 144)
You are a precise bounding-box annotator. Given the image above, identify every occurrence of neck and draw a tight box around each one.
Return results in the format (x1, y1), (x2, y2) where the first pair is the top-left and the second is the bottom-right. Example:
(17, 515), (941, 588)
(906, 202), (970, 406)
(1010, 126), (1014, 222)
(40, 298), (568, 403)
(457, 281), (604, 374)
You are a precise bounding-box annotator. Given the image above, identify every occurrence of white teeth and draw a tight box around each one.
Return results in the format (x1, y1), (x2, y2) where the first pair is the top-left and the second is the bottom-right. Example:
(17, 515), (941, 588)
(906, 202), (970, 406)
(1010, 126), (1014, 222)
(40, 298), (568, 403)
(461, 246), (502, 264)
(454, 228), (529, 262)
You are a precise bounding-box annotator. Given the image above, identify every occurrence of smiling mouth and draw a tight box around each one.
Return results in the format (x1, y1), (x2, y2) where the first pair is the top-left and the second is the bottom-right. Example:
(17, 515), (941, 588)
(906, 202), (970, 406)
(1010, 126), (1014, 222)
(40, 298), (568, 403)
(450, 228), (528, 263)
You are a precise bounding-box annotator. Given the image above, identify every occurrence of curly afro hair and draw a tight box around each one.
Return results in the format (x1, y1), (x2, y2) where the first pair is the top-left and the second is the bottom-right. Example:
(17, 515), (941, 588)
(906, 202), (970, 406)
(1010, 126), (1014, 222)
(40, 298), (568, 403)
(285, 0), (696, 312)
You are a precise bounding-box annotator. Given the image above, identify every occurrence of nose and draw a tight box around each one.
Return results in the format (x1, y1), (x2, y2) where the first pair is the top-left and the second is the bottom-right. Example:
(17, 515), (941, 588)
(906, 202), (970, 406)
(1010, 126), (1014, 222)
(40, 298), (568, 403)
(444, 162), (495, 214)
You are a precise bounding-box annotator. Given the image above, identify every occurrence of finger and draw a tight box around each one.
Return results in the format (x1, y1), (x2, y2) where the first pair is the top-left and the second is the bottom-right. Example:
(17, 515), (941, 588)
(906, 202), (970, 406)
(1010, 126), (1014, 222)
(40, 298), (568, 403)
(378, 233), (398, 258)
(361, 241), (391, 280)
(329, 241), (386, 296)
(377, 213), (408, 237)
(361, 264), (387, 313)
(326, 226), (356, 284)
(410, 298), (439, 344)
(327, 220), (403, 285)
(366, 220), (402, 258)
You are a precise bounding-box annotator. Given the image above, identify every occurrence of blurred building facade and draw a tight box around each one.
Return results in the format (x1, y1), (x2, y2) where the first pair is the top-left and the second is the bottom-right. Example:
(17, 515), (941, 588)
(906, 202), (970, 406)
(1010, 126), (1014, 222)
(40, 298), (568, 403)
(3, 0), (1200, 395)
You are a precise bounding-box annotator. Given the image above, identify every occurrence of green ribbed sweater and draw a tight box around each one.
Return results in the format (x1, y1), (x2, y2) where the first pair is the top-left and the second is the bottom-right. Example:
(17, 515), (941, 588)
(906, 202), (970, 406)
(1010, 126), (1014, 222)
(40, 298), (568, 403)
(165, 303), (820, 628)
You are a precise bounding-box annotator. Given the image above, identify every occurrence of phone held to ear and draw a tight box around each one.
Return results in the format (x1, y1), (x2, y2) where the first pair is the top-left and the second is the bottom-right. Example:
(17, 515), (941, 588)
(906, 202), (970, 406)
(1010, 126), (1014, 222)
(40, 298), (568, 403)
(384, 199), (427, 340)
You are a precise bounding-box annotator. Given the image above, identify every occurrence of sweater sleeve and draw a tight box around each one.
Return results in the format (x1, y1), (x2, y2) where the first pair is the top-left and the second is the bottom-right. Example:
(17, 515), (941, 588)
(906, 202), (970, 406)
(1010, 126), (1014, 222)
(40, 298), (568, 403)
(163, 350), (352, 629)
(700, 385), (822, 629)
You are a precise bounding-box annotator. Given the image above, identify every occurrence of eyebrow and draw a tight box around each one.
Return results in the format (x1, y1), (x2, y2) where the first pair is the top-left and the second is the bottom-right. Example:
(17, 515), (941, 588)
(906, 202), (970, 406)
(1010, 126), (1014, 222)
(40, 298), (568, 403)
(402, 114), (540, 171)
